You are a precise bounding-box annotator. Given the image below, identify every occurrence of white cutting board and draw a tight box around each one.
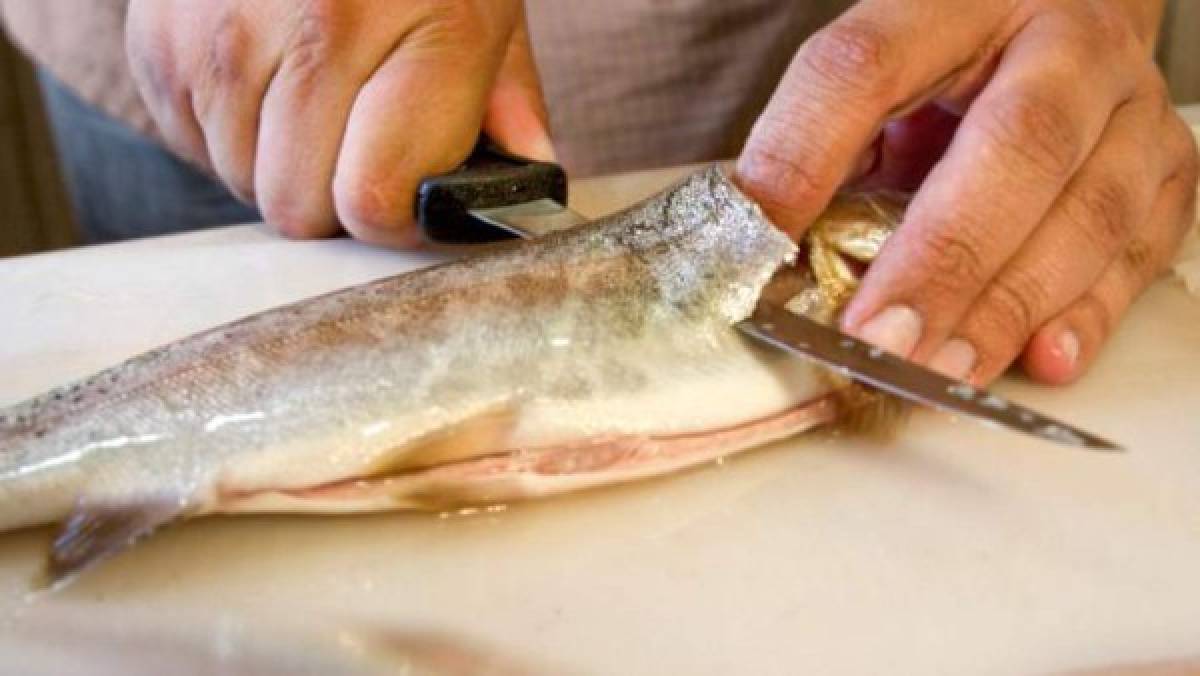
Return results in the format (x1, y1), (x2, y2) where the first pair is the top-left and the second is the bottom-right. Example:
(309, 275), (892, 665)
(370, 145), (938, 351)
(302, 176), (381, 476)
(0, 137), (1198, 673)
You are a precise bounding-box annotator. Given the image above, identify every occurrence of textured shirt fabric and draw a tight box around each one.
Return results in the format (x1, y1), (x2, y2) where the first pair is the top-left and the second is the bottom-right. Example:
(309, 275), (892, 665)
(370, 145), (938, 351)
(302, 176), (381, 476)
(526, 1), (850, 174)
(1, 0), (854, 176)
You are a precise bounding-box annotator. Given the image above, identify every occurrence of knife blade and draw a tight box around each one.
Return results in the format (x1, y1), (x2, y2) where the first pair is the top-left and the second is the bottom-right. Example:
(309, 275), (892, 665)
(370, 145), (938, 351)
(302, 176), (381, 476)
(416, 142), (586, 243)
(738, 301), (1121, 451)
(417, 147), (1122, 452)
(473, 198), (588, 238)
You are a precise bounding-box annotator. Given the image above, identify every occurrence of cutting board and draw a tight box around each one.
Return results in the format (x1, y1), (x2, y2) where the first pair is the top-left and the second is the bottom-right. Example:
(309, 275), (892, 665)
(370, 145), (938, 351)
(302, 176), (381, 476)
(0, 154), (1198, 673)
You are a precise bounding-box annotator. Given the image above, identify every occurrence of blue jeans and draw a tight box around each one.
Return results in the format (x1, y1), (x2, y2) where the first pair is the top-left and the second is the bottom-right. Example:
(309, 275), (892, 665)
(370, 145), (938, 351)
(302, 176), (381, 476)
(38, 70), (261, 244)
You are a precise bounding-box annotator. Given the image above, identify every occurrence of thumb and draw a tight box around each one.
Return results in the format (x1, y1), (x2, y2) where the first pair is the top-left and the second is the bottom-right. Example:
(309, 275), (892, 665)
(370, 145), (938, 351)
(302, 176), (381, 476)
(483, 12), (556, 162)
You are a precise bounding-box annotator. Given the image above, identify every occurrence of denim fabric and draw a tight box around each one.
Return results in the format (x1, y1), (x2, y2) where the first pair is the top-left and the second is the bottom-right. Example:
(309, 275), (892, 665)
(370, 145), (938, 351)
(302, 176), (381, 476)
(37, 69), (261, 244)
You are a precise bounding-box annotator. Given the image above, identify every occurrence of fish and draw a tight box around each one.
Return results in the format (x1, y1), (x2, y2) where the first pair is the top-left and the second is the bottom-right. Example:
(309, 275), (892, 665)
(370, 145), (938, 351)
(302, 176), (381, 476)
(0, 167), (902, 586)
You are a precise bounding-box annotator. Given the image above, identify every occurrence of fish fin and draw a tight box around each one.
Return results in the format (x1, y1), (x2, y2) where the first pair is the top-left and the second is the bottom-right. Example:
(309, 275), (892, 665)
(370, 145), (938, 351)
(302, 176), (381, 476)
(216, 406), (525, 515)
(832, 384), (911, 440)
(367, 404), (520, 476)
(42, 498), (185, 590)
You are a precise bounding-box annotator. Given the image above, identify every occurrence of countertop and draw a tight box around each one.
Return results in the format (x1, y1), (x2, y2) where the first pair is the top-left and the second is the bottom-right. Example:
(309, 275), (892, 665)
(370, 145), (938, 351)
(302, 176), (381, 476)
(1, 116), (1199, 674)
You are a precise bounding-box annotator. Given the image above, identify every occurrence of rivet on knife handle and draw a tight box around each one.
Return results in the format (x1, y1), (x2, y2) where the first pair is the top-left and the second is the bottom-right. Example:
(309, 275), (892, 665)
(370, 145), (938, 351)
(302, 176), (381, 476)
(738, 301), (1123, 452)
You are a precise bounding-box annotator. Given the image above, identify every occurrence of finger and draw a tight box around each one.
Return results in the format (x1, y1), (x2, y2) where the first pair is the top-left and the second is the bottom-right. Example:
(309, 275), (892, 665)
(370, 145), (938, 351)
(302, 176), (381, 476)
(333, 3), (522, 247)
(735, 0), (1012, 236)
(840, 8), (1144, 359)
(125, 0), (212, 169)
(254, 3), (432, 239)
(482, 8), (556, 162)
(1021, 126), (1199, 385)
(190, 4), (285, 202)
(925, 86), (1168, 383)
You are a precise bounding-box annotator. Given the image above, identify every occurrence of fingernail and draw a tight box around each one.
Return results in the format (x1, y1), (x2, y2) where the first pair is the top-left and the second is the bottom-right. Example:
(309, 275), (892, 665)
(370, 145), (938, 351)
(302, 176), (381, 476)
(1056, 330), (1080, 367)
(929, 339), (977, 381)
(856, 305), (922, 358)
(527, 133), (558, 163)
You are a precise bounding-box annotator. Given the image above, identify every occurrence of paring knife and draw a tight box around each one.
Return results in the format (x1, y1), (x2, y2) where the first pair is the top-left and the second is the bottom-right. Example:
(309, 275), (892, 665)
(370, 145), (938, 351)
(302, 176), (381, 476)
(416, 143), (1122, 452)
(416, 142), (585, 242)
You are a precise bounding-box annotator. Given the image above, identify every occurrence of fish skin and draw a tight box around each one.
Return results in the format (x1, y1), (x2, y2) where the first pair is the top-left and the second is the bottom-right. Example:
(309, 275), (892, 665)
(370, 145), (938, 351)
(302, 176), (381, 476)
(2, 167), (878, 581)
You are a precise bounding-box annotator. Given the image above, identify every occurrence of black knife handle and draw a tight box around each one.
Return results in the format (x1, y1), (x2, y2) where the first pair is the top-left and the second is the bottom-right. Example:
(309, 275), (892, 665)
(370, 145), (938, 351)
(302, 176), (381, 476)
(416, 140), (568, 244)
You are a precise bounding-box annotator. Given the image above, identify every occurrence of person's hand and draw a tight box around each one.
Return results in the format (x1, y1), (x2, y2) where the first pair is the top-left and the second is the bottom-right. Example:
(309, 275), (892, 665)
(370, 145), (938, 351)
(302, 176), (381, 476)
(126, 0), (554, 247)
(737, 0), (1197, 386)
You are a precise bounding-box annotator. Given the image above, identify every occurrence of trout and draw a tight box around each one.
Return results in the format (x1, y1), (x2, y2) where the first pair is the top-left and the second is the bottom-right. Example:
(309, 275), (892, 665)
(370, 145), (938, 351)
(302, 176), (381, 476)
(0, 168), (901, 585)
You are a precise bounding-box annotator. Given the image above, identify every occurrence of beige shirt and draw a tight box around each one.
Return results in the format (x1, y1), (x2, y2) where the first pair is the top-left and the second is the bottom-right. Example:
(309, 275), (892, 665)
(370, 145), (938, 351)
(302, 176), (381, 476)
(1, 0), (853, 176)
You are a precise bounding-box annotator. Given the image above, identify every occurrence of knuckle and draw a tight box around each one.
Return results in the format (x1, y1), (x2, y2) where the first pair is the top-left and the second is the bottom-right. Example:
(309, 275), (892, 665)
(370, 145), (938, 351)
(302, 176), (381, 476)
(433, 0), (489, 36)
(738, 142), (835, 212)
(1063, 174), (1137, 248)
(981, 271), (1044, 340)
(1131, 239), (1181, 300)
(282, 0), (347, 82)
(800, 18), (899, 99)
(974, 93), (1082, 182)
(408, 0), (492, 50)
(334, 173), (410, 234)
(1081, 2), (1141, 55)
(205, 8), (253, 88)
(260, 191), (335, 240)
(1119, 237), (1161, 282)
(910, 224), (989, 292)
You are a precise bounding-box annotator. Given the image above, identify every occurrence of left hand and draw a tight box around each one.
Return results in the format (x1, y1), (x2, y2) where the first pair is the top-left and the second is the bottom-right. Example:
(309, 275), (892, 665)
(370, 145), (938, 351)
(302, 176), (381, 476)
(736, 0), (1198, 386)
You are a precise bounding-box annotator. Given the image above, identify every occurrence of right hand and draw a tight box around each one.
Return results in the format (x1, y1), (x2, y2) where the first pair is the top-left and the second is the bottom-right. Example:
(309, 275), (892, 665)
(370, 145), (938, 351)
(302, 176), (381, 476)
(126, 0), (554, 247)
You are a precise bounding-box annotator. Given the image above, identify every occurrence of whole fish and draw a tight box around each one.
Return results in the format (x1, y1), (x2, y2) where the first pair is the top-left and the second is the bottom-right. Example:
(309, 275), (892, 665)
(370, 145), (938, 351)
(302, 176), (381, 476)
(0, 167), (901, 585)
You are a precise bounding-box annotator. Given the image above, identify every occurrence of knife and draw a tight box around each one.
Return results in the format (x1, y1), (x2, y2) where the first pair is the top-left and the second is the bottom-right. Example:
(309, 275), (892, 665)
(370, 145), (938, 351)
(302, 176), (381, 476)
(416, 144), (1122, 452)
(416, 141), (586, 243)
